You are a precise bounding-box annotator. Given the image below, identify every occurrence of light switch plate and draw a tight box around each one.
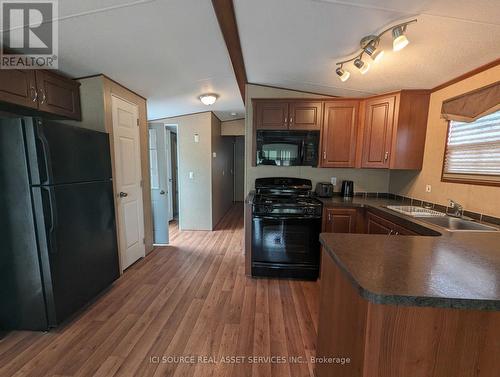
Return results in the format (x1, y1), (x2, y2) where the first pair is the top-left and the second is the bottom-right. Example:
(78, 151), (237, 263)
(213, 152), (216, 158)
(189, 171), (194, 179)
(330, 177), (337, 186)
(194, 134), (199, 143)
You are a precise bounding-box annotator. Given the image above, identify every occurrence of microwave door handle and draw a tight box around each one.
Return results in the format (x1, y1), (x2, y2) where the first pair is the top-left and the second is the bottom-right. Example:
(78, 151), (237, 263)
(300, 139), (305, 161)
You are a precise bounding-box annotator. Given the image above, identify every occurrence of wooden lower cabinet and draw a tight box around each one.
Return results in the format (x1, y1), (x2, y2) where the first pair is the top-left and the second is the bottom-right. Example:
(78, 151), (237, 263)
(316, 252), (500, 377)
(323, 208), (358, 233)
(366, 211), (416, 235)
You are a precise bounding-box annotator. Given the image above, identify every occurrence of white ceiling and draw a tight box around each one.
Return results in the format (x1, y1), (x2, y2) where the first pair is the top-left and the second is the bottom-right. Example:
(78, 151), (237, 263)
(50, 0), (500, 121)
(234, 0), (500, 97)
(57, 0), (244, 121)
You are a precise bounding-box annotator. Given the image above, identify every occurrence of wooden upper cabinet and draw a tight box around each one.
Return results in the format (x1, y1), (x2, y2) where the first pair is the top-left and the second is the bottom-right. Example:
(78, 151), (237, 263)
(289, 101), (323, 130)
(360, 91), (430, 170)
(361, 95), (396, 168)
(254, 101), (288, 130)
(35, 71), (81, 120)
(0, 70), (38, 109)
(321, 101), (359, 168)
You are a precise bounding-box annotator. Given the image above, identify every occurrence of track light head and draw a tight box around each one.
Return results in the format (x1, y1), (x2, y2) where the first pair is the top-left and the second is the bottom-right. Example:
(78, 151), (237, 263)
(392, 26), (409, 51)
(336, 67), (350, 82)
(354, 58), (370, 74)
(364, 42), (384, 62)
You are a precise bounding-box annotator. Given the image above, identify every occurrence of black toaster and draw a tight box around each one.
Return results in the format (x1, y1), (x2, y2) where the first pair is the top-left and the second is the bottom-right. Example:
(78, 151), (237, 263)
(315, 182), (334, 198)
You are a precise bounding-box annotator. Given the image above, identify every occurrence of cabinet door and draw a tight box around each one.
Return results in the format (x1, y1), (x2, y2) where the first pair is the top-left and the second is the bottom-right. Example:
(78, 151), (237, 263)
(361, 95), (395, 168)
(323, 208), (357, 233)
(35, 71), (81, 120)
(366, 212), (392, 234)
(254, 101), (288, 130)
(321, 101), (359, 167)
(0, 70), (38, 109)
(289, 101), (323, 130)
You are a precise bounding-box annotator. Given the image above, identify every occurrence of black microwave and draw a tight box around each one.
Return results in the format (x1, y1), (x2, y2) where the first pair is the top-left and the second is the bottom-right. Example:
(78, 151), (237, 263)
(256, 130), (319, 167)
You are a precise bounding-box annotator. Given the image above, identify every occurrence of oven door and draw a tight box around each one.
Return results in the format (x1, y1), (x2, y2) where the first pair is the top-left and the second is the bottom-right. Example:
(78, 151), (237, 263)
(252, 215), (321, 265)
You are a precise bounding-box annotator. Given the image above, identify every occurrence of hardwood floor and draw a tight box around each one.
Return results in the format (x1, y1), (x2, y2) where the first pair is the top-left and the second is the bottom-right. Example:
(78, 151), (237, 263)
(0, 204), (319, 377)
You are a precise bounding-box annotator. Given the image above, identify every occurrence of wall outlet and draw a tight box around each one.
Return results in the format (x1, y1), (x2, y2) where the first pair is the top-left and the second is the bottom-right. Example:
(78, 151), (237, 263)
(194, 134), (199, 143)
(425, 184), (432, 193)
(189, 171), (194, 179)
(330, 177), (337, 186)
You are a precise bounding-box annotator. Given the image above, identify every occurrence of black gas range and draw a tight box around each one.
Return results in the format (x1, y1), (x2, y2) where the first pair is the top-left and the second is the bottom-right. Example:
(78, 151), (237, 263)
(251, 178), (323, 280)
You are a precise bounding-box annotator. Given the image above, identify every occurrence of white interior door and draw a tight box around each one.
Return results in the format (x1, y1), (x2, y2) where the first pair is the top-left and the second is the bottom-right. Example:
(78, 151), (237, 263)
(112, 95), (145, 270)
(149, 124), (170, 244)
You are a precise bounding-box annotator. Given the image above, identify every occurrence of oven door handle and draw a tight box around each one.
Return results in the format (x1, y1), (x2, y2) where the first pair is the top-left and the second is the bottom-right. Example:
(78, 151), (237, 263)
(253, 215), (321, 220)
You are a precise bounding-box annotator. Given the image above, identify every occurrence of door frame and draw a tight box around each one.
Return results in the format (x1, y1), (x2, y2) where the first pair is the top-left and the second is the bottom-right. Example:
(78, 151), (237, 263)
(110, 94), (146, 272)
(165, 124), (180, 226)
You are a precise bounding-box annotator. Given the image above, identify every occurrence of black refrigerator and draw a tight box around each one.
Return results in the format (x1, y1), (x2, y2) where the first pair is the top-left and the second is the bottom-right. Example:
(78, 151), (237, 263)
(0, 117), (120, 331)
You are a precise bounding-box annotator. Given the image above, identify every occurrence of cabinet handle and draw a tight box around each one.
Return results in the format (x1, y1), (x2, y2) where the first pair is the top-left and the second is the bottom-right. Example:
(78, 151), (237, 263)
(323, 151), (327, 160)
(389, 229), (394, 235)
(39, 89), (47, 104)
(290, 117), (293, 123)
(284, 117), (288, 124)
(384, 151), (389, 162)
(328, 213), (331, 222)
(30, 87), (38, 102)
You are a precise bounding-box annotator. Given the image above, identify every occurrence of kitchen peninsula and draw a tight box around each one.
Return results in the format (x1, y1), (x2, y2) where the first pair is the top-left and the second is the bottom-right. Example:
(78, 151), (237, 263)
(316, 197), (500, 377)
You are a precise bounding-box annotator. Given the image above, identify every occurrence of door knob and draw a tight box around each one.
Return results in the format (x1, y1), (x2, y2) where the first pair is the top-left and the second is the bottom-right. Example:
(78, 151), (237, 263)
(119, 192), (128, 198)
(160, 190), (166, 195)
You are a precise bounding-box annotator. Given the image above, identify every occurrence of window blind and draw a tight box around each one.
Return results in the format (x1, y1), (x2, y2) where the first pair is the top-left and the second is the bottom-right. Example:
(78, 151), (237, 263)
(443, 110), (500, 183)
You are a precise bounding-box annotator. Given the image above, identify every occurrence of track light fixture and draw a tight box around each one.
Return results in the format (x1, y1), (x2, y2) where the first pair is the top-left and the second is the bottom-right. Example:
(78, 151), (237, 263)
(362, 38), (384, 63)
(335, 66), (350, 82)
(335, 19), (416, 82)
(392, 25), (409, 51)
(353, 58), (370, 74)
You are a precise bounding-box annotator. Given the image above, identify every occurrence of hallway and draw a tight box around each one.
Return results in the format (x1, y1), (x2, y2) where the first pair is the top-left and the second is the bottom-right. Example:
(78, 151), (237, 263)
(0, 205), (319, 377)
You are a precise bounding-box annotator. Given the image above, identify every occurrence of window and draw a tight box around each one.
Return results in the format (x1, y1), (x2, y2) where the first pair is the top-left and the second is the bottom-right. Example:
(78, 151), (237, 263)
(443, 110), (500, 185)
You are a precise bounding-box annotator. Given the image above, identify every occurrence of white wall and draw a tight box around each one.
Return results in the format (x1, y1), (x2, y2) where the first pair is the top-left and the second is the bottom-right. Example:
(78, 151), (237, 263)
(221, 118), (245, 136)
(156, 111), (235, 230)
(389, 65), (500, 217)
(61, 76), (105, 132)
(160, 112), (213, 230)
(244, 84), (391, 195)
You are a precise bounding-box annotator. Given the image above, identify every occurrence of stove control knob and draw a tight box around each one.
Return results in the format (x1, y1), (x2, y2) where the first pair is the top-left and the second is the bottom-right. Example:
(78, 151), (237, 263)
(265, 206), (273, 213)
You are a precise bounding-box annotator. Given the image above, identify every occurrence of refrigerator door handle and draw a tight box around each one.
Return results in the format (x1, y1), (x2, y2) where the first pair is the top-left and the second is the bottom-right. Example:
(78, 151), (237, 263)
(35, 123), (52, 185)
(42, 187), (58, 254)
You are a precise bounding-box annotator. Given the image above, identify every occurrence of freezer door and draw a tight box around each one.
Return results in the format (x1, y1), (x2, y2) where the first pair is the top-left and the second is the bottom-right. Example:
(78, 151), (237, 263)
(32, 181), (120, 325)
(24, 118), (112, 185)
(0, 119), (49, 331)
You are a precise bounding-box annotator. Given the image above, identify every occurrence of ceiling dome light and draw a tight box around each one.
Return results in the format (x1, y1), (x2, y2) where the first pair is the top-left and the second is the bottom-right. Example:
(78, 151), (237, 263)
(364, 43), (384, 63)
(392, 26), (409, 51)
(354, 58), (370, 74)
(199, 93), (218, 105)
(335, 67), (350, 82)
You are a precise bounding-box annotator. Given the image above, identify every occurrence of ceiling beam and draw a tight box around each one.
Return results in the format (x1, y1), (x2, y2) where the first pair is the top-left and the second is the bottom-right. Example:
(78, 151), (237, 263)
(211, 0), (248, 104)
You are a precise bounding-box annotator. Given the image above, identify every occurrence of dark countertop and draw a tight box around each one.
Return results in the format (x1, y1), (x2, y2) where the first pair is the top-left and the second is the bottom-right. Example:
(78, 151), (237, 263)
(317, 196), (500, 311)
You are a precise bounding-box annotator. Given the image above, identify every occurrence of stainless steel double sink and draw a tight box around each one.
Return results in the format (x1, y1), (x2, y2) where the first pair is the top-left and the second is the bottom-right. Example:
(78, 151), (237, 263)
(386, 206), (498, 232)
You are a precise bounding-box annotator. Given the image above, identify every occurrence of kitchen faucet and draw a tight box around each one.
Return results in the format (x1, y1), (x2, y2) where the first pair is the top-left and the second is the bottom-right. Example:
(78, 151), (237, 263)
(448, 199), (464, 218)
